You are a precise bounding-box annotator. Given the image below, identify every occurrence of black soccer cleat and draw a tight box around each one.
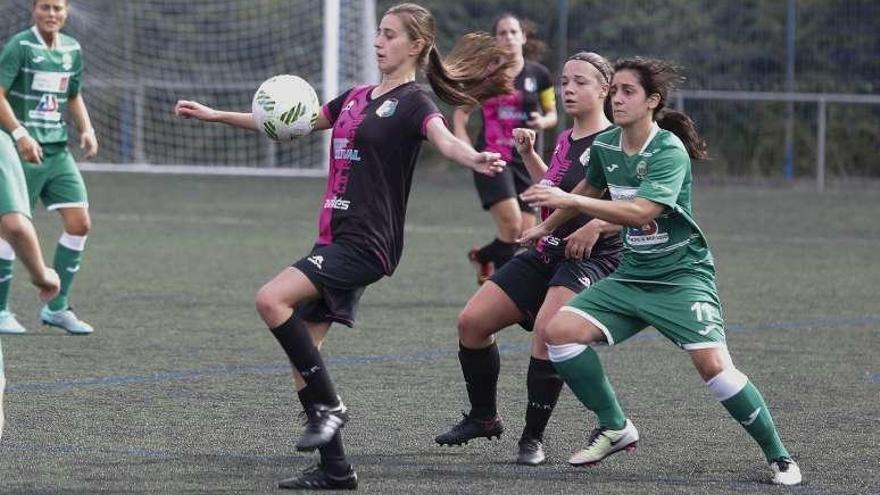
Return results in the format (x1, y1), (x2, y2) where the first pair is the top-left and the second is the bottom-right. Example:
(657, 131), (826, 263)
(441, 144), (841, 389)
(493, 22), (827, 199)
(516, 437), (546, 466)
(435, 412), (504, 446)
(278, 463), (358, 490)
(295, 401), (349, 452)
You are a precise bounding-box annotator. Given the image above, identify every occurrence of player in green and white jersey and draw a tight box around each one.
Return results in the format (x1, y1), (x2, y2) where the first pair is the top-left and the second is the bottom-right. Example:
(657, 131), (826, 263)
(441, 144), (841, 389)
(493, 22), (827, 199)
(1, 130), (61, 439)
(0, 0), (97, 335)
(519, 57), (801, 486)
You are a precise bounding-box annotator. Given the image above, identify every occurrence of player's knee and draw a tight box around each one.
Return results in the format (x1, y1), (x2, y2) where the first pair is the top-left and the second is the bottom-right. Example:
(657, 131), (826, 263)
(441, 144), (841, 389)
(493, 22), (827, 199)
(456, 308), (478, 340)
(255, 286), (281, 323)
(0, 213), (29, 239)
(543, 314), (574, 346)
(65, 218), (91, 236)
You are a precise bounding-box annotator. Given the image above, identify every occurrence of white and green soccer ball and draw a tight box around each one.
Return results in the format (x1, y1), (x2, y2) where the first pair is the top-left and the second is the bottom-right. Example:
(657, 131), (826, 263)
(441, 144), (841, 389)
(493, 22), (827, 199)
(252, 74), (320, 141)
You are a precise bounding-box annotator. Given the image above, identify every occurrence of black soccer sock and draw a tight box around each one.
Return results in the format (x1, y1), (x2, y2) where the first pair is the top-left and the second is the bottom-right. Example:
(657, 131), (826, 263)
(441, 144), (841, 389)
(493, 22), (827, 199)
(458, 341), (500, 419)
(270, 313), (338, 406)
(297, 388), (350, 475)
(522, 357), (564, 442)
(478, 238), (518, 269)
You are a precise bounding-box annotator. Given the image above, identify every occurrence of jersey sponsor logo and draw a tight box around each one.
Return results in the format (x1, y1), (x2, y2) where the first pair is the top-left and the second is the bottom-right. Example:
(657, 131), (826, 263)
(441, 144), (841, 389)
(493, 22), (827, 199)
(740, 407), (762, 426)
(333, 138), (361, 161)
(323, 196), (350, 211)
(375, 98), (398, 118)
(626, 220), (669, 246)
(29, 94), (61, 121)
(608, 185), (638, 202)
(307, 255), (324, 270)
(605, 164), (619, 172)
(579, 147), (591, 166)
(30, 71), (70, 94)
(497, 105), (529, 121)
(524, 76), (537, 93)
(636, 160), (649, 179)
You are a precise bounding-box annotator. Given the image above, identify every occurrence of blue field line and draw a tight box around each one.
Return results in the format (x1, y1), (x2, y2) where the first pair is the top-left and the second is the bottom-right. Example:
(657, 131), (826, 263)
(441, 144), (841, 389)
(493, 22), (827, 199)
(6, 314), (878, 394)
(869, 372), (880, 384)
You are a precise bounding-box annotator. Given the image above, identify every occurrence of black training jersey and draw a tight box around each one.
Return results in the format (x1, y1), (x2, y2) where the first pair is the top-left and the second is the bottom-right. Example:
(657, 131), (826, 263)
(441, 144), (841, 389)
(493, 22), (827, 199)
(539, 127), (622, 258)
(475, 61), (553, 163)
(318, 82), (442, 275)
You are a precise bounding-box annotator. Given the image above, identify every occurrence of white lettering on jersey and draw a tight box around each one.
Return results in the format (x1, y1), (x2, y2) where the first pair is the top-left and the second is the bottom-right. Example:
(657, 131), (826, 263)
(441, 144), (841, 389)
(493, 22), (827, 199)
(608, 185), (639, 202)
(333, 138), (361, 161)
(323, 196), (351, 211)
(498, 106), (529, 121)
(30, 71), (71, 94)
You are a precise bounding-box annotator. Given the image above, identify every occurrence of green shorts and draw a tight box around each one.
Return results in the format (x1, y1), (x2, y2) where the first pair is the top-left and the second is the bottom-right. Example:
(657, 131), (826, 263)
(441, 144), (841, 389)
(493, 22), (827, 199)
(0, 132), (31, 218)
(21, 145), (88, 211)
(562, 277), (726, 350)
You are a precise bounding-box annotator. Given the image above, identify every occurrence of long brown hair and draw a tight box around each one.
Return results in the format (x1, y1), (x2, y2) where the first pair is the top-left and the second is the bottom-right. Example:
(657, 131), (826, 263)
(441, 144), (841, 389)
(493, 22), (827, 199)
(385, 3), (514, 107)
(614, 57), (708, 160)
(492, 13), (547, 62)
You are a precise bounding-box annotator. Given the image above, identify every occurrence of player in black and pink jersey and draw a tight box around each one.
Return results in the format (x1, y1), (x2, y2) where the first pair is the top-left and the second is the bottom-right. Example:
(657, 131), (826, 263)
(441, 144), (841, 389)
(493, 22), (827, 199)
(454, 13), (558, 284)
(435, 52), (622, 466)
(174, 3), (515, 490)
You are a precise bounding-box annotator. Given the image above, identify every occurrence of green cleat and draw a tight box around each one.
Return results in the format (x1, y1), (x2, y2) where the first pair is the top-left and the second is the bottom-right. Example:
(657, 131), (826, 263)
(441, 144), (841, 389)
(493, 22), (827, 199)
(40, 306), (94, 335)
(0, 310), (26, 335)
(568, 419), (639, 467)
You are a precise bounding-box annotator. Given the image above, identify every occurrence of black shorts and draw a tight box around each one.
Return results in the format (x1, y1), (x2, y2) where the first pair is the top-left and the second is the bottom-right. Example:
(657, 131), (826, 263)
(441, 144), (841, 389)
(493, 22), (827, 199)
(473, 159), (536, 213)
(291, 242), (386, 327)
(490, 249), (621, 331)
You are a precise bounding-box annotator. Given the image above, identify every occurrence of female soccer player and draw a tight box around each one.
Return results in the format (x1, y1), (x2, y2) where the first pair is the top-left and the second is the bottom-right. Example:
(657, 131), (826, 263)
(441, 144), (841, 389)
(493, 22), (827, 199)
(455, 13), (557, 284)
(1, 130), (62, 439)
(435, 52), (621, 467)
(0, 0), (97, 335)
(175, 3), (513, 490)
(519, 57), (802, 485)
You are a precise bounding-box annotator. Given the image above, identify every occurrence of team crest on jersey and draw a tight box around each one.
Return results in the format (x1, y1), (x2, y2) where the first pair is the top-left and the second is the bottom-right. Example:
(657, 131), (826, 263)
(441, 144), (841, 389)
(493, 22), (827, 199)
(636, 160), (649, 180)
(626, 220), (669, 246)
(524, 77), (537, 92)
(579, 147), (591, 166)
(62, 52), (73, 71)
(375, 98), (398, 118)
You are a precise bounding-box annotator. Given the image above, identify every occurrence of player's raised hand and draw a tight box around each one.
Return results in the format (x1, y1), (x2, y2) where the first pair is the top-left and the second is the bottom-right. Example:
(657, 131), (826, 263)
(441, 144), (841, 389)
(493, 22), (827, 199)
(473, 151), (506, 177)
(513, 127), (536, 155)
(174, 100), (220, 122)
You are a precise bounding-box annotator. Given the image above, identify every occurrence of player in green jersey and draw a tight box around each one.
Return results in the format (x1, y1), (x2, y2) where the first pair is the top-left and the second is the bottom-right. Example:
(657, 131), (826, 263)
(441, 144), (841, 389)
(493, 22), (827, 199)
(519, 57), (801, 486)
(1, 130), (61, 439)
(0, 0), (96, 335)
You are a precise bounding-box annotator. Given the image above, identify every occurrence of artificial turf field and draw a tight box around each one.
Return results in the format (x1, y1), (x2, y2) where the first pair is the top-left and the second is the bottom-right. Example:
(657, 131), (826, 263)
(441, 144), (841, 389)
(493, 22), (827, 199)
(1, 170), (877, 494)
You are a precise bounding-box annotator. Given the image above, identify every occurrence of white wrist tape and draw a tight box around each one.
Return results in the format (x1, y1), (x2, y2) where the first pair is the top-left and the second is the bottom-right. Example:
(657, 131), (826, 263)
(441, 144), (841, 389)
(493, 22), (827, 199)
(11, 127), (29, 141)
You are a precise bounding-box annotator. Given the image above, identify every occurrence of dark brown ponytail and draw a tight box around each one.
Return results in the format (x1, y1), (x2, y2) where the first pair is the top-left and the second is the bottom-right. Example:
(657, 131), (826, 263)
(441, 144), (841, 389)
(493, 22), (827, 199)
(614, 57), (708, 160)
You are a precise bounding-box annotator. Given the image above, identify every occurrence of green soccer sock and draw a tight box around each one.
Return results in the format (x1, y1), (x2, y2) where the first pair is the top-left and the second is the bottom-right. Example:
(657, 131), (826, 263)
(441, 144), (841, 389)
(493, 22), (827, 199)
(551, 345), (627, 430)
(48, 241), (84, 312)
(0, 256), (13, 313)
(721, 380), (790, 462)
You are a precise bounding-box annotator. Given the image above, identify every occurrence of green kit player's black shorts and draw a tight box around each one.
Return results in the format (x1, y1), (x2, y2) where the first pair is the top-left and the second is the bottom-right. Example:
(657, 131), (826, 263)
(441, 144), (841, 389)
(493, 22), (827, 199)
(292, 241), (386, 327)
(490, 249), (620, 331)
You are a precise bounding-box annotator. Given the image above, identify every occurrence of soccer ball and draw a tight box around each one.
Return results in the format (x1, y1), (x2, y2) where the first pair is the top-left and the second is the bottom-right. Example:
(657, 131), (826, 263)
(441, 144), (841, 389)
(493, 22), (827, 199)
(252, 75), (320, 141)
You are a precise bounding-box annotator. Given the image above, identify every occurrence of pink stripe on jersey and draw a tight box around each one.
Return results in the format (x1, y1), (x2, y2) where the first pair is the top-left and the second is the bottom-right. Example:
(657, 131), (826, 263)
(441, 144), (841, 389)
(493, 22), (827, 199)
(317, 85), (373, 244)
(421, 112), (445, 138)
(541, 129), (574, 221)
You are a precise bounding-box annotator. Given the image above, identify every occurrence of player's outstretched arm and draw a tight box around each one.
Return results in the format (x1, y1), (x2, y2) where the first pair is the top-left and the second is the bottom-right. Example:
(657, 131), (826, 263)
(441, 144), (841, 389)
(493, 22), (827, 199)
(174, 100), (258, 131)
(425, 117), (505, 176)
